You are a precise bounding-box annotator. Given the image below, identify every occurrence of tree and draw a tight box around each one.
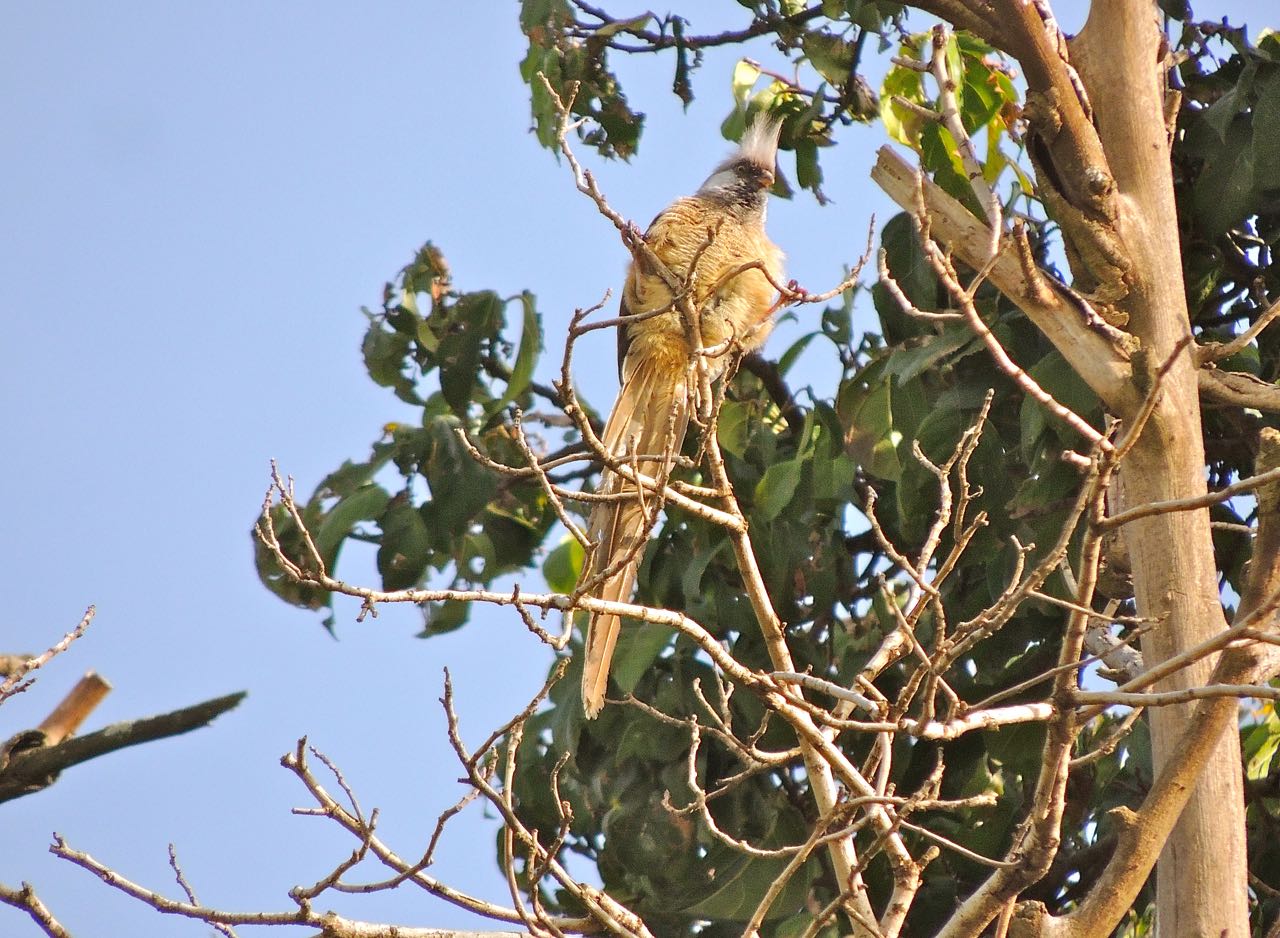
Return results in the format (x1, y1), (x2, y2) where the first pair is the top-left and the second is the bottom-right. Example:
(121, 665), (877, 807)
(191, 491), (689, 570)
(9, 2), (1280, 936)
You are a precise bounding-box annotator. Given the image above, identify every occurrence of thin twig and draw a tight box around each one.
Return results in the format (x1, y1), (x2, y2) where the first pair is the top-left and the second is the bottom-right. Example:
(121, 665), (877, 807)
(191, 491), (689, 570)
(0, 607), (95, 704)
(1073, 683), (1280, 707)
(1101, 463), (1280, 530)
(169, 845), (238, 938)
(1196, 294), (1280, 364)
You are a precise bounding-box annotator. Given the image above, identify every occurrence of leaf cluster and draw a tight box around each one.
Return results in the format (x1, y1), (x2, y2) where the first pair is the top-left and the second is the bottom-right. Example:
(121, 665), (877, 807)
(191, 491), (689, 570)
(254, 243), (558, 634)
(1174, 23), (1280, 545)
(522, 0), (901, 199)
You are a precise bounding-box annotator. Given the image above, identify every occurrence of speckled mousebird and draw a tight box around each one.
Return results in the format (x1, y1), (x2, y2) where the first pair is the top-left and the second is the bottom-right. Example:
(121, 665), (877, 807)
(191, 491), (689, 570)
(579, 116), (785, 718)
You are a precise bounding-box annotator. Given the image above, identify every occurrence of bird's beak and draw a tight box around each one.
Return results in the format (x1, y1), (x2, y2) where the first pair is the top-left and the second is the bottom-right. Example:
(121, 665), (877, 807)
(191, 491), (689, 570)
(758, 169), (775, 190)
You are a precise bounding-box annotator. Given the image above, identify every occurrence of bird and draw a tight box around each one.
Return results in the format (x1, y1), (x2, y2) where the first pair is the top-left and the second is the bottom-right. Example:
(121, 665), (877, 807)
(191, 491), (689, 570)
(578, 115), (786, 718)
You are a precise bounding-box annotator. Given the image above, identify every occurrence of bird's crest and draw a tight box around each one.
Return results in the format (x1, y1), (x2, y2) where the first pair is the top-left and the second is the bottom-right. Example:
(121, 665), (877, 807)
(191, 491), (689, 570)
(737, 113), (783, 170)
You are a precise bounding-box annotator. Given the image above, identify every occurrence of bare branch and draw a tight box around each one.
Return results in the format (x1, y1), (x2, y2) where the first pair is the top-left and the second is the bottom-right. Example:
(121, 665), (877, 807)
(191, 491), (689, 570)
(0, 692), (246, 804)
(281, 738), (590, 929)
(877, 249), (963, 322)
(1100, 463), (1280, 530)
(1073, 684), (1280, 707)
(1069, 706), (1145, 769)
(1196, 294), (1280, 364)
(0, 882), (72, 938)
(510, 413), (591, 550)
(567, 2), (828, 54)
(0, 607), (95, 704)
(1199, 367), (1280, 413)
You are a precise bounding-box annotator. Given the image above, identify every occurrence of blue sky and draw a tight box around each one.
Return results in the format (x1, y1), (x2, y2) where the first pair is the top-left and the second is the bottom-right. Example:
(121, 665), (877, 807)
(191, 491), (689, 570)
(0, 2), (1264, 935)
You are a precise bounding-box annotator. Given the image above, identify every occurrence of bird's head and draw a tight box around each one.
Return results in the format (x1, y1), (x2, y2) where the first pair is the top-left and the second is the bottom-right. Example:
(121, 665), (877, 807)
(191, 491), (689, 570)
(696, 114), (782, 212)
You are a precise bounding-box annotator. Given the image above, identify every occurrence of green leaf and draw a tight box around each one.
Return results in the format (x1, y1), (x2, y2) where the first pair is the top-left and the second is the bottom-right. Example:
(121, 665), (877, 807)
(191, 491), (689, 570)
(717, 400), (751, 458)
(1261, 28), (1280, 58)
(615, 710), (688, 762)
(681, 540), (724, 603)
(377, 499), (432, 590)
(439, 291), (503, 417)
(362, 320), (420, 403)
(459, 529), (497, 579)
(483, 508), (543, 570)
(794, 137), (822, 194)
(959, 54), (1000, 133)
(1245, 708), (1280, 780)
(400, 241), (451, 299)
(874, 213), (940, 338)
(520, 0), (571, 32)
(1191, 116), (1256, 236)
(318, 443), (396, 497)
(777, 330), (819, 376)
(544, 536), (584, 593)
(945, 33), (966, 110)
(813, 450), (857, 505)
(853, 1), (900, 30)
(416, 318), (440, 354)
(777, 911), (837, 938)
(754, 459), (803, 521)
(253, 504), (333, 616)
(611, 623), (675, 696)
(887, 370), (931, 444)
(521, 45), (561, 150)
(895, 406), (969, 540)
(419, 417), (500, 536)
(314, 484), (391, 564)
(1250, 70), (1280, 200)
(1201, 68), (1250, 141)
(839, 359), (903, 482)
(885, 325), (978, 384)
(679, 815), (816, 920)
(1018, 349), (1101, 446)
(521, 0), (644, 159)
(486, 291), (543, 419)
(419, 599), (470, 637)
(920, 122), (976, 211)
(803, 32), (855, 85)
(821, 290), (854, 345)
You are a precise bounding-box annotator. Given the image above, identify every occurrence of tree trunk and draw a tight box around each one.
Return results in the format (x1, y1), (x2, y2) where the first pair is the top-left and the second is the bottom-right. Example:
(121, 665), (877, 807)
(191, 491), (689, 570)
(1073, 4), (1248, 934)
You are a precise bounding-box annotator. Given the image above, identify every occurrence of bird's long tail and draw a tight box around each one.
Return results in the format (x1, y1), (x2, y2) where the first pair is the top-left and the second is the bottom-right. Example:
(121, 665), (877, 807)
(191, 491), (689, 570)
(580, 357), (690, 718)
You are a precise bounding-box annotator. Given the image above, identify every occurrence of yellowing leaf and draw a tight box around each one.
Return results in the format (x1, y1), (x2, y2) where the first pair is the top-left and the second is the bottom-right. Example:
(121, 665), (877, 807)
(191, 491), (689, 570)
(731, 59), (761, 106)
